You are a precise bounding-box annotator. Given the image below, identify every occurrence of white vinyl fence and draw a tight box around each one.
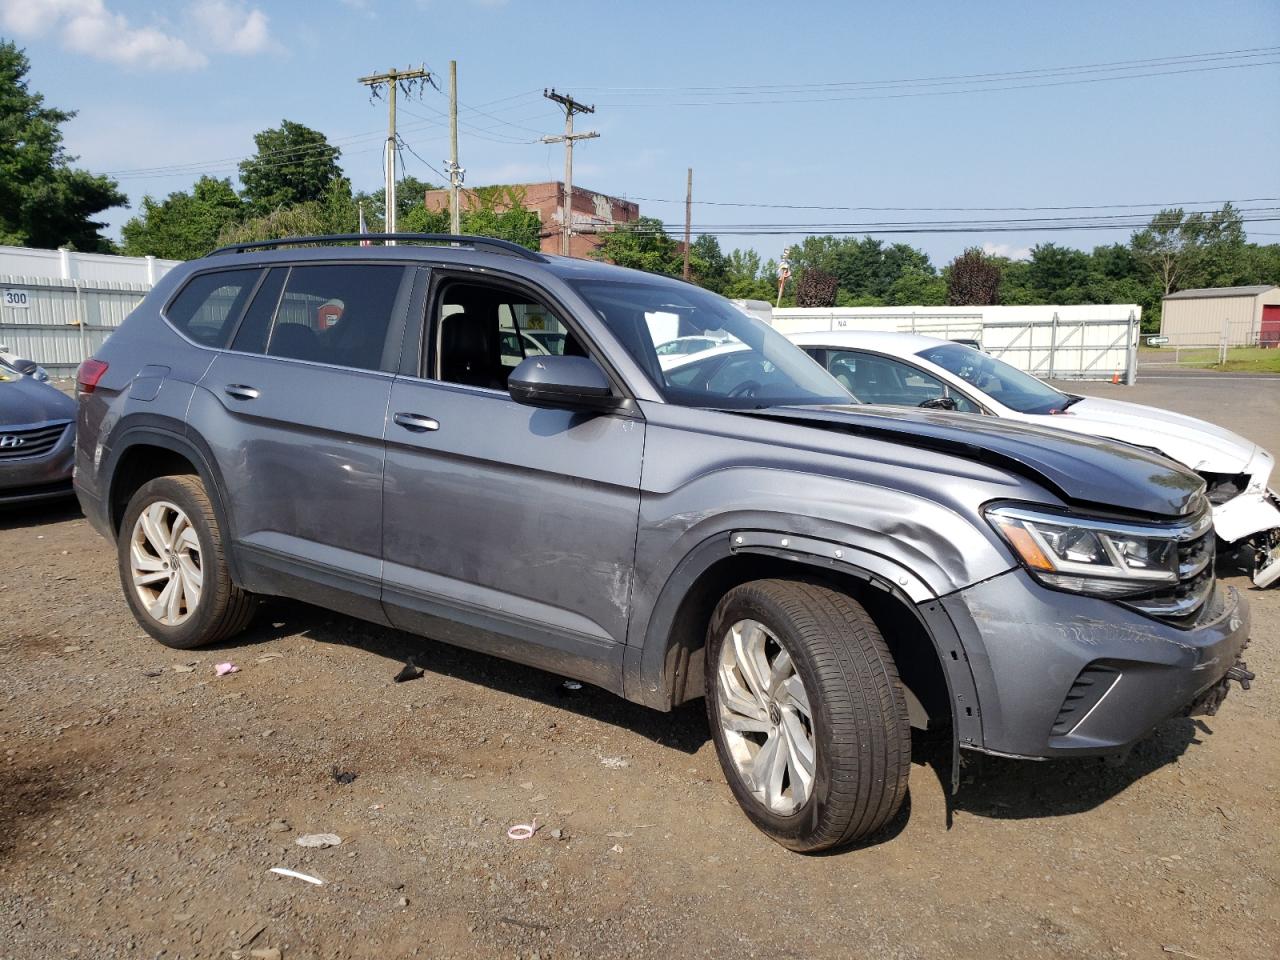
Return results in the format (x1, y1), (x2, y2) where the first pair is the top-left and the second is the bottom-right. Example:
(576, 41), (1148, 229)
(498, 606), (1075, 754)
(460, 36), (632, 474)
(768, 304), (1142, 383)
(0, 246), (180, 378)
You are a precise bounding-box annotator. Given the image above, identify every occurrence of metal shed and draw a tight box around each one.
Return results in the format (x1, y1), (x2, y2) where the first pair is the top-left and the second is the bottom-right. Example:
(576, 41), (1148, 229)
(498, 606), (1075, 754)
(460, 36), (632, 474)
(1159, 284), (1280, 347)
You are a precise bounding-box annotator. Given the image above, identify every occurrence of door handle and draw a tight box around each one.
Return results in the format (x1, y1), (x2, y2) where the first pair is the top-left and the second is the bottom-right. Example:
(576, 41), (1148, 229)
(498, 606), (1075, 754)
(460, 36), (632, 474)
(224, 384), (260, 401)
(393, 412), (440, 432)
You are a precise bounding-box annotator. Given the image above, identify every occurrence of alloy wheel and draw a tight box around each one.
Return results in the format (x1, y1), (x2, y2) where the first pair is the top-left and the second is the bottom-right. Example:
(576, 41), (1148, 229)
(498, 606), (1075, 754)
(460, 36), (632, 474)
(129, 500), (202, 626)
(715, 618), (816, 815)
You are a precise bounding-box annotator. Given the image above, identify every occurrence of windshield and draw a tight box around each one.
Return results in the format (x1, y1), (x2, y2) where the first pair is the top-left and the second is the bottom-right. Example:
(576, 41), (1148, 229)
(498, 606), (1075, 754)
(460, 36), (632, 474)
(571, 278), (851, 409)
(916, 342), (1070, 415)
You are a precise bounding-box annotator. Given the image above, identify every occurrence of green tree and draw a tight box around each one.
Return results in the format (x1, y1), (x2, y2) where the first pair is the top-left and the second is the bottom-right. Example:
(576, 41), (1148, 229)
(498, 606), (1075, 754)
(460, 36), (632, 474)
(121, 176), (246, 259)
(238, 119), (342, 213)
(591, 216), (683, 275)
(946, 247), (1002, 305)
(722, 248), (776, 301)
(1027, 242), (1091, 300)
(885, 269), (947, 306)
(0, 41), (126, 251)
(217, 177), (360, 245)
(1129, 204), (1245, 297)
(689, 234), (730, 293)
(357, 174), (441, 232)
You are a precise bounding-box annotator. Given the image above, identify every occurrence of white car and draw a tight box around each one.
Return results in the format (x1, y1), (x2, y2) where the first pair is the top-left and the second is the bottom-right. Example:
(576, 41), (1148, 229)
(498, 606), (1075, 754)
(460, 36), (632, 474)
(787, 330), (1280, 588)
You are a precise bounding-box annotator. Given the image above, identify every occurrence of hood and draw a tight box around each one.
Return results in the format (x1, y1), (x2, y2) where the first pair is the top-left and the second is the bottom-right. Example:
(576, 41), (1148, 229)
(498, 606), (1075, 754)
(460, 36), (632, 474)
(747, 403), (1206, 519)
(1043, 396), (1255, 473)
(0, 373), (76, 428)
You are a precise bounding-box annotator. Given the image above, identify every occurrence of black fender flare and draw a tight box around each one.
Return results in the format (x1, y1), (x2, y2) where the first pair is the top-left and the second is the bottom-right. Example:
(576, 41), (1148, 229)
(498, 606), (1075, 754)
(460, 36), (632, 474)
(103, 420), (242, 583)
(622, 528), (983, 787)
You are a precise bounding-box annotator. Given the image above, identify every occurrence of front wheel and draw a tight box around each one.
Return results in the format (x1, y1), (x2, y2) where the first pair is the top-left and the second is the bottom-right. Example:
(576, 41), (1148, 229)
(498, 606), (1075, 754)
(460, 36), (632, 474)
(705, 578), (911, 852)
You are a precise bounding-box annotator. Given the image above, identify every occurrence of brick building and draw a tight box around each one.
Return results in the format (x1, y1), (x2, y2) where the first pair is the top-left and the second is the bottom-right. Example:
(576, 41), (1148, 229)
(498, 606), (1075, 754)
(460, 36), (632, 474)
(422, 182), (639, 258)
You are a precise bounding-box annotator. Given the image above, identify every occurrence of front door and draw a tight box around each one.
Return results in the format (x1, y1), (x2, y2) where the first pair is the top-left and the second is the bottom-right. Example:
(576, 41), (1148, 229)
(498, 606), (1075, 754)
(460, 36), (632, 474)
(190, 261), (412, 622)
(380, 275), (645, 691)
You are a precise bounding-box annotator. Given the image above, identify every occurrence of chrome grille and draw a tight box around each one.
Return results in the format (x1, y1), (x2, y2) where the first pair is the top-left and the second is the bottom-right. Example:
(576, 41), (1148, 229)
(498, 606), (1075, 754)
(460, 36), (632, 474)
(1126, 517), (1217, 623)
(0, 421), (69, 460)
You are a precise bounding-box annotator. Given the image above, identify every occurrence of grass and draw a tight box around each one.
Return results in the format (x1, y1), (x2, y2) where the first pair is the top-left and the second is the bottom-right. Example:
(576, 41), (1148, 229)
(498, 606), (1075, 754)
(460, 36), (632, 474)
(1140, 345), (1280, 373)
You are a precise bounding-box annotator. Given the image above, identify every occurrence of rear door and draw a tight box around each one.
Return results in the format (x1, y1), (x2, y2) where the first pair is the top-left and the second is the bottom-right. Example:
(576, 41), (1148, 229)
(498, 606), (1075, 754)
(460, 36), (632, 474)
(189, 261), (413, 622)
(380, 272), (644, 691)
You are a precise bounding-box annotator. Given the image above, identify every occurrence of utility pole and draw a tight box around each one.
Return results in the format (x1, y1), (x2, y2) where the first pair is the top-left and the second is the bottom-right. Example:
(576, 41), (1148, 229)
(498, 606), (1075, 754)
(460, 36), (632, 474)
(447, 60), (463, 235)
(358, 65), (431, 243)
(683, 167), (693, 280)
(541, 89), (598, 257)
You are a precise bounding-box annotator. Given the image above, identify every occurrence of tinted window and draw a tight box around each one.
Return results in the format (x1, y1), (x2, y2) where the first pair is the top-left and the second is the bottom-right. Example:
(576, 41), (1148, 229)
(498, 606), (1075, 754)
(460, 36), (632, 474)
(262, 264), (405, 371)
(435, 281), (582, 390)
(827, 351), (979, 413)
(165, 269), (260, 347)
(570, 278), (849, 409)
(230, 268), (286, 355)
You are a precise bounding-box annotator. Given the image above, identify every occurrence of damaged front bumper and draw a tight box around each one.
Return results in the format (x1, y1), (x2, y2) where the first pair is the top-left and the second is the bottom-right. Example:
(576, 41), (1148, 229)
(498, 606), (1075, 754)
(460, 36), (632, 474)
(941, 568), (1252, 759)
(1212, 487), (1280, 588)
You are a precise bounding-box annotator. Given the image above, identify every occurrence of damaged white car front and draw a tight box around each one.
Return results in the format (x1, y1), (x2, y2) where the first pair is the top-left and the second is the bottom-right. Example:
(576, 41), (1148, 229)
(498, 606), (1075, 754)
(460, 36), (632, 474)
(1203, 444), (1280, 588)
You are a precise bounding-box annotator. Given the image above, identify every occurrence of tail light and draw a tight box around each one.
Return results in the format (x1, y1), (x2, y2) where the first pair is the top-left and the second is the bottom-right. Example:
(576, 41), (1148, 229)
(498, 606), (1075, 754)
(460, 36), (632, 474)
(77, 358), (109, 394)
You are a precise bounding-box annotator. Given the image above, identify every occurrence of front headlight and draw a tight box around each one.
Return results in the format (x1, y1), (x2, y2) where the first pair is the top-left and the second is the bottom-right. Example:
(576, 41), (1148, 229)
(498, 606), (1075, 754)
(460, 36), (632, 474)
(985, 504), (1210, 599)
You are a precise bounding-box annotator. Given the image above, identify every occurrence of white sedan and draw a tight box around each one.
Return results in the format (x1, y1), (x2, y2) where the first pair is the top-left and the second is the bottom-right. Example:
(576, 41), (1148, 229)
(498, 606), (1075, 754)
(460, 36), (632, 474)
(787, 329), (1280, 588)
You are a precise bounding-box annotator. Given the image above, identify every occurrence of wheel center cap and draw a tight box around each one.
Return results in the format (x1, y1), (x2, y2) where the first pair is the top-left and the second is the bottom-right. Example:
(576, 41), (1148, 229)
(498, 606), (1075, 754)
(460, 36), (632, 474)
(768, 702), (782, 725)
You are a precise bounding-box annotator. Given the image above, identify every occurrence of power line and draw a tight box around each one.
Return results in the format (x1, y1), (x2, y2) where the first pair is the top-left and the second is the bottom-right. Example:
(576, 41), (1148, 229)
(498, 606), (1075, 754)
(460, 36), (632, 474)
(591, 58), (1280, 107)
(571, 46), (1280, 95)
(621, 195), (1280, 213)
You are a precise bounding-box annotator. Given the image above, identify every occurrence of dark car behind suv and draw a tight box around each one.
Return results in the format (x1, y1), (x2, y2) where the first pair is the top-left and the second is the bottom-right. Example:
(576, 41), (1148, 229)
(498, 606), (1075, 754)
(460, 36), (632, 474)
(1, 358), (76, 504)
(74, 234), (1252, 852)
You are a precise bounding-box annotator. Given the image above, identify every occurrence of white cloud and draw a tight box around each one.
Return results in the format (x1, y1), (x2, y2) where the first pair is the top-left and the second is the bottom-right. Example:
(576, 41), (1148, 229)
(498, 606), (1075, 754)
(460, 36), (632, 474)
(0, 0), (206, 69)
(0, 0), (276, 70)
(982, 241), (1032, 261)
(188, 0), (274, 54)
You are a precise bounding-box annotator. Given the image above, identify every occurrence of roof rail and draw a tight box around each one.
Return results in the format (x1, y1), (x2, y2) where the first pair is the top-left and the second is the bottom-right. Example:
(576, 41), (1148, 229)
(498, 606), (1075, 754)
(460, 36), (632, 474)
(207, 233), (547, 262)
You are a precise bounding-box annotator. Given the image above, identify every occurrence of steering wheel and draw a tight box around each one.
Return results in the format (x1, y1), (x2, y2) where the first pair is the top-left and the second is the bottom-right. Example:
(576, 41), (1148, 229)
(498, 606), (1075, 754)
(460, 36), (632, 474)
(729, 380), (762, 399)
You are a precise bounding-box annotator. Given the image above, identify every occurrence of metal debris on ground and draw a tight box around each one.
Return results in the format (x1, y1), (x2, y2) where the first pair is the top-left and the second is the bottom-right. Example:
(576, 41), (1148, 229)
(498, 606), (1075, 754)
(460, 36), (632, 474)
(559, 679), (583, 694)
(268, 867), (324, 886)
(295, 833), (343, 848)
(393, 658), (424, 683)
(331, 765), (358, 785)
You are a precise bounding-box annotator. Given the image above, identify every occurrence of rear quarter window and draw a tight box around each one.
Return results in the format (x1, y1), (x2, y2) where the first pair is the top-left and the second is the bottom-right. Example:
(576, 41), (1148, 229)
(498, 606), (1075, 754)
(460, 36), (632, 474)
(163, 269), (261, 347)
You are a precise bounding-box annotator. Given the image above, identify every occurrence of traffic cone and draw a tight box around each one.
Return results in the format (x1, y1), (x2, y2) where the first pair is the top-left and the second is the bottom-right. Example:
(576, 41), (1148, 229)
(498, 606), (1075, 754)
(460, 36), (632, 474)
(1112, 371), (1120, 384)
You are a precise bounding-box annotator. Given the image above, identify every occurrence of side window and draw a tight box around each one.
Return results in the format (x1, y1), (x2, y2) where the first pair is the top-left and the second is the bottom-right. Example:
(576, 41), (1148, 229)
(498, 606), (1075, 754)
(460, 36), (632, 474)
(260, 264), (405, 371)
(434, 281), (582, 390)
(164, 269), (260, 347)
(831, 350), (978, 412)
(230, 268), (286, 355)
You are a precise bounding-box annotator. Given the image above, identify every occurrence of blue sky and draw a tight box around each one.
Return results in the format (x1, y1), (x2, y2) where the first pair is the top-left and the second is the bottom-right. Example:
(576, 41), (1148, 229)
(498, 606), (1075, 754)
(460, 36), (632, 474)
(3, 0), (1278, 265)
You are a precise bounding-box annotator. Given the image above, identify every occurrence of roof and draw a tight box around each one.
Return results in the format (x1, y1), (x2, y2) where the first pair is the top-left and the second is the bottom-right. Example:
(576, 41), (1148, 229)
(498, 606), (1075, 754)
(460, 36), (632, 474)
(1163, 285), (1277, 301)
(786, 329), (953, 354)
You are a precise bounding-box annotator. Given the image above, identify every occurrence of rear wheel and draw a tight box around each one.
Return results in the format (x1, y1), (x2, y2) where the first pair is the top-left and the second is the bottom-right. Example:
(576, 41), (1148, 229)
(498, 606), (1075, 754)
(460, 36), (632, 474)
(705, 578), (911, 852)
(118, 474), (255, 649)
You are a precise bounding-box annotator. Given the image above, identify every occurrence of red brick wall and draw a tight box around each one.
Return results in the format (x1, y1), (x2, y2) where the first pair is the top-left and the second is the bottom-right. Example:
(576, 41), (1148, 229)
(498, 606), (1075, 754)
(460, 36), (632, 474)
(420, 182), (639, 257)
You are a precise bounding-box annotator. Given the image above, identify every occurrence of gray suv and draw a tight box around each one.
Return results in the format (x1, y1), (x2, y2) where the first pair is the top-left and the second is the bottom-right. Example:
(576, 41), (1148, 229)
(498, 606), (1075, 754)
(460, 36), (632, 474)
(74, 234), (1253, 852)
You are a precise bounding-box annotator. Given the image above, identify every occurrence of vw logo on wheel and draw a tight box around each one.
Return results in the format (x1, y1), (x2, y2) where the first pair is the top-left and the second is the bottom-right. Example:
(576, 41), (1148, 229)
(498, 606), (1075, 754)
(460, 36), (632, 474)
(0, 434), (25, 448)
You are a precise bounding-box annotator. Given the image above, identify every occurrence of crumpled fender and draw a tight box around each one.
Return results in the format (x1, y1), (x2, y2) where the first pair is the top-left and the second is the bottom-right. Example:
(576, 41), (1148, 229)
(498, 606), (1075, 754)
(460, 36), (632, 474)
(1212, 490), (1280, 544)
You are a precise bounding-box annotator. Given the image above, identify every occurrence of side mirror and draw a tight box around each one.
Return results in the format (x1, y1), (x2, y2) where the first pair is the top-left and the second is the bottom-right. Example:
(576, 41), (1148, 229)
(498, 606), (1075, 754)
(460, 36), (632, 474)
(919, 395), (957, 411)
(508, 355), (622, 412)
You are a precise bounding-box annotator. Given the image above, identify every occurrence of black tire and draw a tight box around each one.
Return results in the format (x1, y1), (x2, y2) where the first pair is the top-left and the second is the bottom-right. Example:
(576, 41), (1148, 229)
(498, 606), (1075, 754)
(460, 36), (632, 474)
(117, 474), (256, 649)
(705, 578), (911, 852)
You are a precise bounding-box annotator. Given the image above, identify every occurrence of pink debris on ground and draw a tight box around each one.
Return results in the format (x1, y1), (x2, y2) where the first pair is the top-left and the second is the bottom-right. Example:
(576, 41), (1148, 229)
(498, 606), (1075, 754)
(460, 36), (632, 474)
(215, 662), (239, 676)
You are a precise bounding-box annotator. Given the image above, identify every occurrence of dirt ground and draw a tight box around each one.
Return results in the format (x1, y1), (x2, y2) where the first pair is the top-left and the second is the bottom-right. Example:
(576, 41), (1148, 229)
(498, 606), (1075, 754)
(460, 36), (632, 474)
(2, 379), (1277, 960)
